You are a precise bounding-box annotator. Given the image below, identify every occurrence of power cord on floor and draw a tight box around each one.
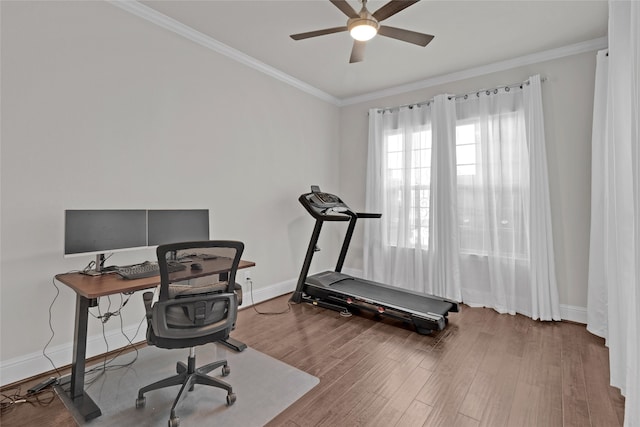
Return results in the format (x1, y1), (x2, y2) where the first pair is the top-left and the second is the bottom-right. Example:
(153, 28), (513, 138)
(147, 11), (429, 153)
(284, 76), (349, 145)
(247, 278), (291, 315)
(0, 386), (57, 415)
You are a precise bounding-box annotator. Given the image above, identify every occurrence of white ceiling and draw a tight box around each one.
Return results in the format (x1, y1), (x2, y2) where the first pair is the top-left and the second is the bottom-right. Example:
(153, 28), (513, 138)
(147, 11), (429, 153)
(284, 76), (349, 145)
(136, 0), (608, 101)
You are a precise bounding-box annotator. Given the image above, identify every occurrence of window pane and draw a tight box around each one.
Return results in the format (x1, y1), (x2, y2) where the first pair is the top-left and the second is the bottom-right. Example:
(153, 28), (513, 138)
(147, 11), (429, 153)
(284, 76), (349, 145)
(456, 123), (477, 176)
(457, 164), (476, 176)
(387, 134), (403, 152)
(456, 123), (475, 143)
(388, 152), (403, 169)
(457, 144), (475, 165)
(384, 127), (431, 249)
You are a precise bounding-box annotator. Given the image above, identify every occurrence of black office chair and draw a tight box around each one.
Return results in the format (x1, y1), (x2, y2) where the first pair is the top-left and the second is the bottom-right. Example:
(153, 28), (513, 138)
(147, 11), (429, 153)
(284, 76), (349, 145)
(135, 240), (244, 427)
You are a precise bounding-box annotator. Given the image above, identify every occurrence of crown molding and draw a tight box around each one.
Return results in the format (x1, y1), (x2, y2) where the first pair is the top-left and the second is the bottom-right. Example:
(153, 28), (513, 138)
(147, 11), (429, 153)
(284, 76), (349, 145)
(108, 0), (342, 105)
(109, 1), (606, 108)
(339, 36), (608, 106)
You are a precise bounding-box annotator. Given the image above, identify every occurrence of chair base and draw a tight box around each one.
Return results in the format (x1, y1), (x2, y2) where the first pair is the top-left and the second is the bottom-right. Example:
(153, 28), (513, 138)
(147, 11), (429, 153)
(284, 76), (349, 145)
(136, 350), (235, 426)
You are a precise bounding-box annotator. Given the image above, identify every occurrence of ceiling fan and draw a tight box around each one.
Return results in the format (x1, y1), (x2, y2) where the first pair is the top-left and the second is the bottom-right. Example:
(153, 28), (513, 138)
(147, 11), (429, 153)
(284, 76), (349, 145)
(290, 0), (434, 63)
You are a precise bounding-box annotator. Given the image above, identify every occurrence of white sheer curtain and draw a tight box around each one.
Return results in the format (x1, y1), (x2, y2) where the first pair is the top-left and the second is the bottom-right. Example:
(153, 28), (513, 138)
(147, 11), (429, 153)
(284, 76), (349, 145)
(587, 2), (639, 425)
(364, 95), (461, 301)
(428, 95), (461, 300)
(365, 75), (559, 320)
(587, 49), (609, 339)
(455, 86), (531, 314)
(456, 77), (559, 319)
(524, 75), (561, 321)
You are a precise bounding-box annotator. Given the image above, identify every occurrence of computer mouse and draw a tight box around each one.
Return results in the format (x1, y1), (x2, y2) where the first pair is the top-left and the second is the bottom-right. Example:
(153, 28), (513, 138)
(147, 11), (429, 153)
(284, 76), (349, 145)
(190, 262), (203, 271)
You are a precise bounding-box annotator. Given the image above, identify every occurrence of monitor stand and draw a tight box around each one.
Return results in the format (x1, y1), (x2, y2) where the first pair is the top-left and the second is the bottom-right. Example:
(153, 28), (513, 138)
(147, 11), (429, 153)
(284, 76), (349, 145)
(80, 254), (107, 276)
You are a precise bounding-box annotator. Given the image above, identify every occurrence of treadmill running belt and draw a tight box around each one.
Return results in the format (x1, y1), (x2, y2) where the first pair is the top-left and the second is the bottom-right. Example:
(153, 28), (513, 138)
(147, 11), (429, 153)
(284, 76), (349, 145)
(329, 278), (453, 315)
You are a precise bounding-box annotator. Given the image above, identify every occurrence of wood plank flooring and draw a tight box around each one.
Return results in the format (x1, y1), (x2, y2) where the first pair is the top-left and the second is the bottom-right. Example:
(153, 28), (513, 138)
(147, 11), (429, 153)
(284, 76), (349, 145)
(234, 295), (624, 427)
(1, 294), (625, 426)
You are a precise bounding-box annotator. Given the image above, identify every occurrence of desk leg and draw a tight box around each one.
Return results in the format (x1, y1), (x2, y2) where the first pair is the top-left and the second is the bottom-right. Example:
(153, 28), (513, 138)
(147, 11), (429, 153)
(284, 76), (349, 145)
(63, 294), (101, 420)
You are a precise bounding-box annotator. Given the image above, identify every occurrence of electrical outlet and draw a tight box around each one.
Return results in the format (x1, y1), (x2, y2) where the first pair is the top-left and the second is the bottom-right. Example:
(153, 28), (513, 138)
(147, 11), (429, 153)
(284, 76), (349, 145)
(242, 269), (252, 282)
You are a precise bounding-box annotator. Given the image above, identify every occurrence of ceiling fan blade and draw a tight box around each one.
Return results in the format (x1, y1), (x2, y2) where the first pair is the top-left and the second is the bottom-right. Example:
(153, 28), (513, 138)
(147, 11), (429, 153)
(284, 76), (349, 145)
(373, 0), (420, 22)
(330, 0), (359, 18)
(349, 40), (366, 63)
(290, 26), (348, 40)
(378, 25), (434, 46)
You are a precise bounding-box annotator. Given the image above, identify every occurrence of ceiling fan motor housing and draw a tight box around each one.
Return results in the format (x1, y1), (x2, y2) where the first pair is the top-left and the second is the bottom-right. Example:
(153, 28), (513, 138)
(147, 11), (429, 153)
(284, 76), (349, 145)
(348, 8), (379, 41)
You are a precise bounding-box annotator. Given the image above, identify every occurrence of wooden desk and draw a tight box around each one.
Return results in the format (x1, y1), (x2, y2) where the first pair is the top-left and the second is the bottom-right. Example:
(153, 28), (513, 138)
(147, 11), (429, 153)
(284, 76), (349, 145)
(55, 259), (255, 421)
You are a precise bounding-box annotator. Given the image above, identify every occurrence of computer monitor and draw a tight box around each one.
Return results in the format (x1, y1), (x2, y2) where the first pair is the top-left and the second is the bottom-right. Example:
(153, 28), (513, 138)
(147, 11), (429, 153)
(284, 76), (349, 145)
(64, 210), (148, 274)
(147, 209), (210, 246)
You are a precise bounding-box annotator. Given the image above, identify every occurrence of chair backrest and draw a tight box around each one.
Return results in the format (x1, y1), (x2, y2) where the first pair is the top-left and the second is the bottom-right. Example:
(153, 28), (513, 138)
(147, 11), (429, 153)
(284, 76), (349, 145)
(150, 240), (244, 344)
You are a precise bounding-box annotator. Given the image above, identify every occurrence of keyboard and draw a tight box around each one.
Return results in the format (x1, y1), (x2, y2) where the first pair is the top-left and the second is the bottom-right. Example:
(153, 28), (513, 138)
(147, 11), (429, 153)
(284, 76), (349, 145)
(116, 261), (186, 280)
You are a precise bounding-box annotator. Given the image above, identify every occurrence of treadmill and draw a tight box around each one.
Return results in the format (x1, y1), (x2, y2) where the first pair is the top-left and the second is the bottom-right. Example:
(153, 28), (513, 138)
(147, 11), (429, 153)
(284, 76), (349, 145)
(290, 186), (459, 335)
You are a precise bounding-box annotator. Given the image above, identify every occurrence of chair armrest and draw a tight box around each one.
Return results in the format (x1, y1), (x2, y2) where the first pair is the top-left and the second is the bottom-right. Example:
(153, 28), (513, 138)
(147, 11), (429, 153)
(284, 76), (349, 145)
(234, 282), (243, 306)
(142, 291), (154, 320)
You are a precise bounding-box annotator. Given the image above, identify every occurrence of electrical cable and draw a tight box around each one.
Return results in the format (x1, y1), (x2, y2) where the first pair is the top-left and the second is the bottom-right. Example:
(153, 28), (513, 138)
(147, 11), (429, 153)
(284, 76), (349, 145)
(247, 278), (291, 315)
(42, 276), (67, 378)
(89, 292), (133, 324)
(81, 252), (113, 273)
(44, 274), (152, 390)
(84, 290), (151, 387)
(0, 387), (57, 415)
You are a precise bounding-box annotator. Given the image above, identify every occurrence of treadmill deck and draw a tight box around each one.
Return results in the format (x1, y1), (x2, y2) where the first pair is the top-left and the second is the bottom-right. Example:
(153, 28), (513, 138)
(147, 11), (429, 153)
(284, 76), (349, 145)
(306, 271), (456, 319)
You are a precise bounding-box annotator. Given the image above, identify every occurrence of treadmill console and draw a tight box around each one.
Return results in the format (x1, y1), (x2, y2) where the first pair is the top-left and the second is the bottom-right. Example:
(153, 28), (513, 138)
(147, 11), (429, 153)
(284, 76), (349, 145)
(299, 187), (352, 221)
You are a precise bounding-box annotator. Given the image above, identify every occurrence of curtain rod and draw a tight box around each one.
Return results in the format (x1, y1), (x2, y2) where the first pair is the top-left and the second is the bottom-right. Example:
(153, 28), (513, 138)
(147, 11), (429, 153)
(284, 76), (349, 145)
(376, 76), (547, 113)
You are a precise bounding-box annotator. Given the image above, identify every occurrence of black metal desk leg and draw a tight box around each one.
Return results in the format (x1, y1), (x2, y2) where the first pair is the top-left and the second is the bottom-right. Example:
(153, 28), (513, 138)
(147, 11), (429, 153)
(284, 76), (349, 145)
(64, 294), (101, 420)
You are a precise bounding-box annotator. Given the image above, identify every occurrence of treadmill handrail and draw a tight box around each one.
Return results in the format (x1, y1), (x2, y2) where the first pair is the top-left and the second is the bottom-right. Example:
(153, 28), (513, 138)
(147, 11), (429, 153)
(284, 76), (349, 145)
(356, 212), (382, 219)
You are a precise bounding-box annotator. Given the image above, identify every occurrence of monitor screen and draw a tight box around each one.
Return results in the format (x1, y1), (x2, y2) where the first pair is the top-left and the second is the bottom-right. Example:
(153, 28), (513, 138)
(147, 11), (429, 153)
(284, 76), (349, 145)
(147, 209), (210, 246)
(64, 210), (148, 256)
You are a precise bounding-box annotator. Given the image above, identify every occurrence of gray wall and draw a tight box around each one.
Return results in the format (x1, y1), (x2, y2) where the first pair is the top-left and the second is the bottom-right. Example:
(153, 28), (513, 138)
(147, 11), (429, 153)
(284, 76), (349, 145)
(338, 52), (597, 312)
(0, 1), (340, 376)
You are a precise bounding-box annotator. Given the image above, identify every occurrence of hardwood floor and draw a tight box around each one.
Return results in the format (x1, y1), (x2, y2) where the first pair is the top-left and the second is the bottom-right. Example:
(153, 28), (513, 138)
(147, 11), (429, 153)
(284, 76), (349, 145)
(1, 294), (625, 426)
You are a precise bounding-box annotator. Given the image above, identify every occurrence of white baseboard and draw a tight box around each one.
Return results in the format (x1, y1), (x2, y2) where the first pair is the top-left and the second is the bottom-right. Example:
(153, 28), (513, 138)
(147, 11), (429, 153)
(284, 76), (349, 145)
(560, 304), (587, 324)
(238, 277), (297, 310)
(0, 278), (297, 387)
(0, 322), (147, 387)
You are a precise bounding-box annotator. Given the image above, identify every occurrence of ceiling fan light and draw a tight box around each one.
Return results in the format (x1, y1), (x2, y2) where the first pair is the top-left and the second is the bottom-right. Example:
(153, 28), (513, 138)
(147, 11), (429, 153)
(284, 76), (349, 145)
(348, 18), (378, 41)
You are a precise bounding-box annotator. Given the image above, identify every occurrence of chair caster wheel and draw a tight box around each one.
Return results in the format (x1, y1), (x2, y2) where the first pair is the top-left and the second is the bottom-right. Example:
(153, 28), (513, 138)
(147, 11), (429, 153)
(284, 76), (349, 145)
(226, 393), (236, 406)
(222, 365), (231, 376)
(135, 396), (146, 408)
(168, 416), (180, 427)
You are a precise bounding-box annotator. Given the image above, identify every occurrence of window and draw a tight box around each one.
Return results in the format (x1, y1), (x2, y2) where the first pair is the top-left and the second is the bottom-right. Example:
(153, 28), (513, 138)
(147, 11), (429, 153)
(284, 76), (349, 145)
(456, 112), (528, 259)
(383, 112), (528, 259)
(367, 80), (556, 317)
(385, 128), (431, 248)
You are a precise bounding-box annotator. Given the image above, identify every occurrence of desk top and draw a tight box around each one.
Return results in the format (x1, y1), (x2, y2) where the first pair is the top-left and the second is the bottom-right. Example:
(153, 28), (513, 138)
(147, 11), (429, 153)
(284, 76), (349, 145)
(56, 259), (255, 299)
